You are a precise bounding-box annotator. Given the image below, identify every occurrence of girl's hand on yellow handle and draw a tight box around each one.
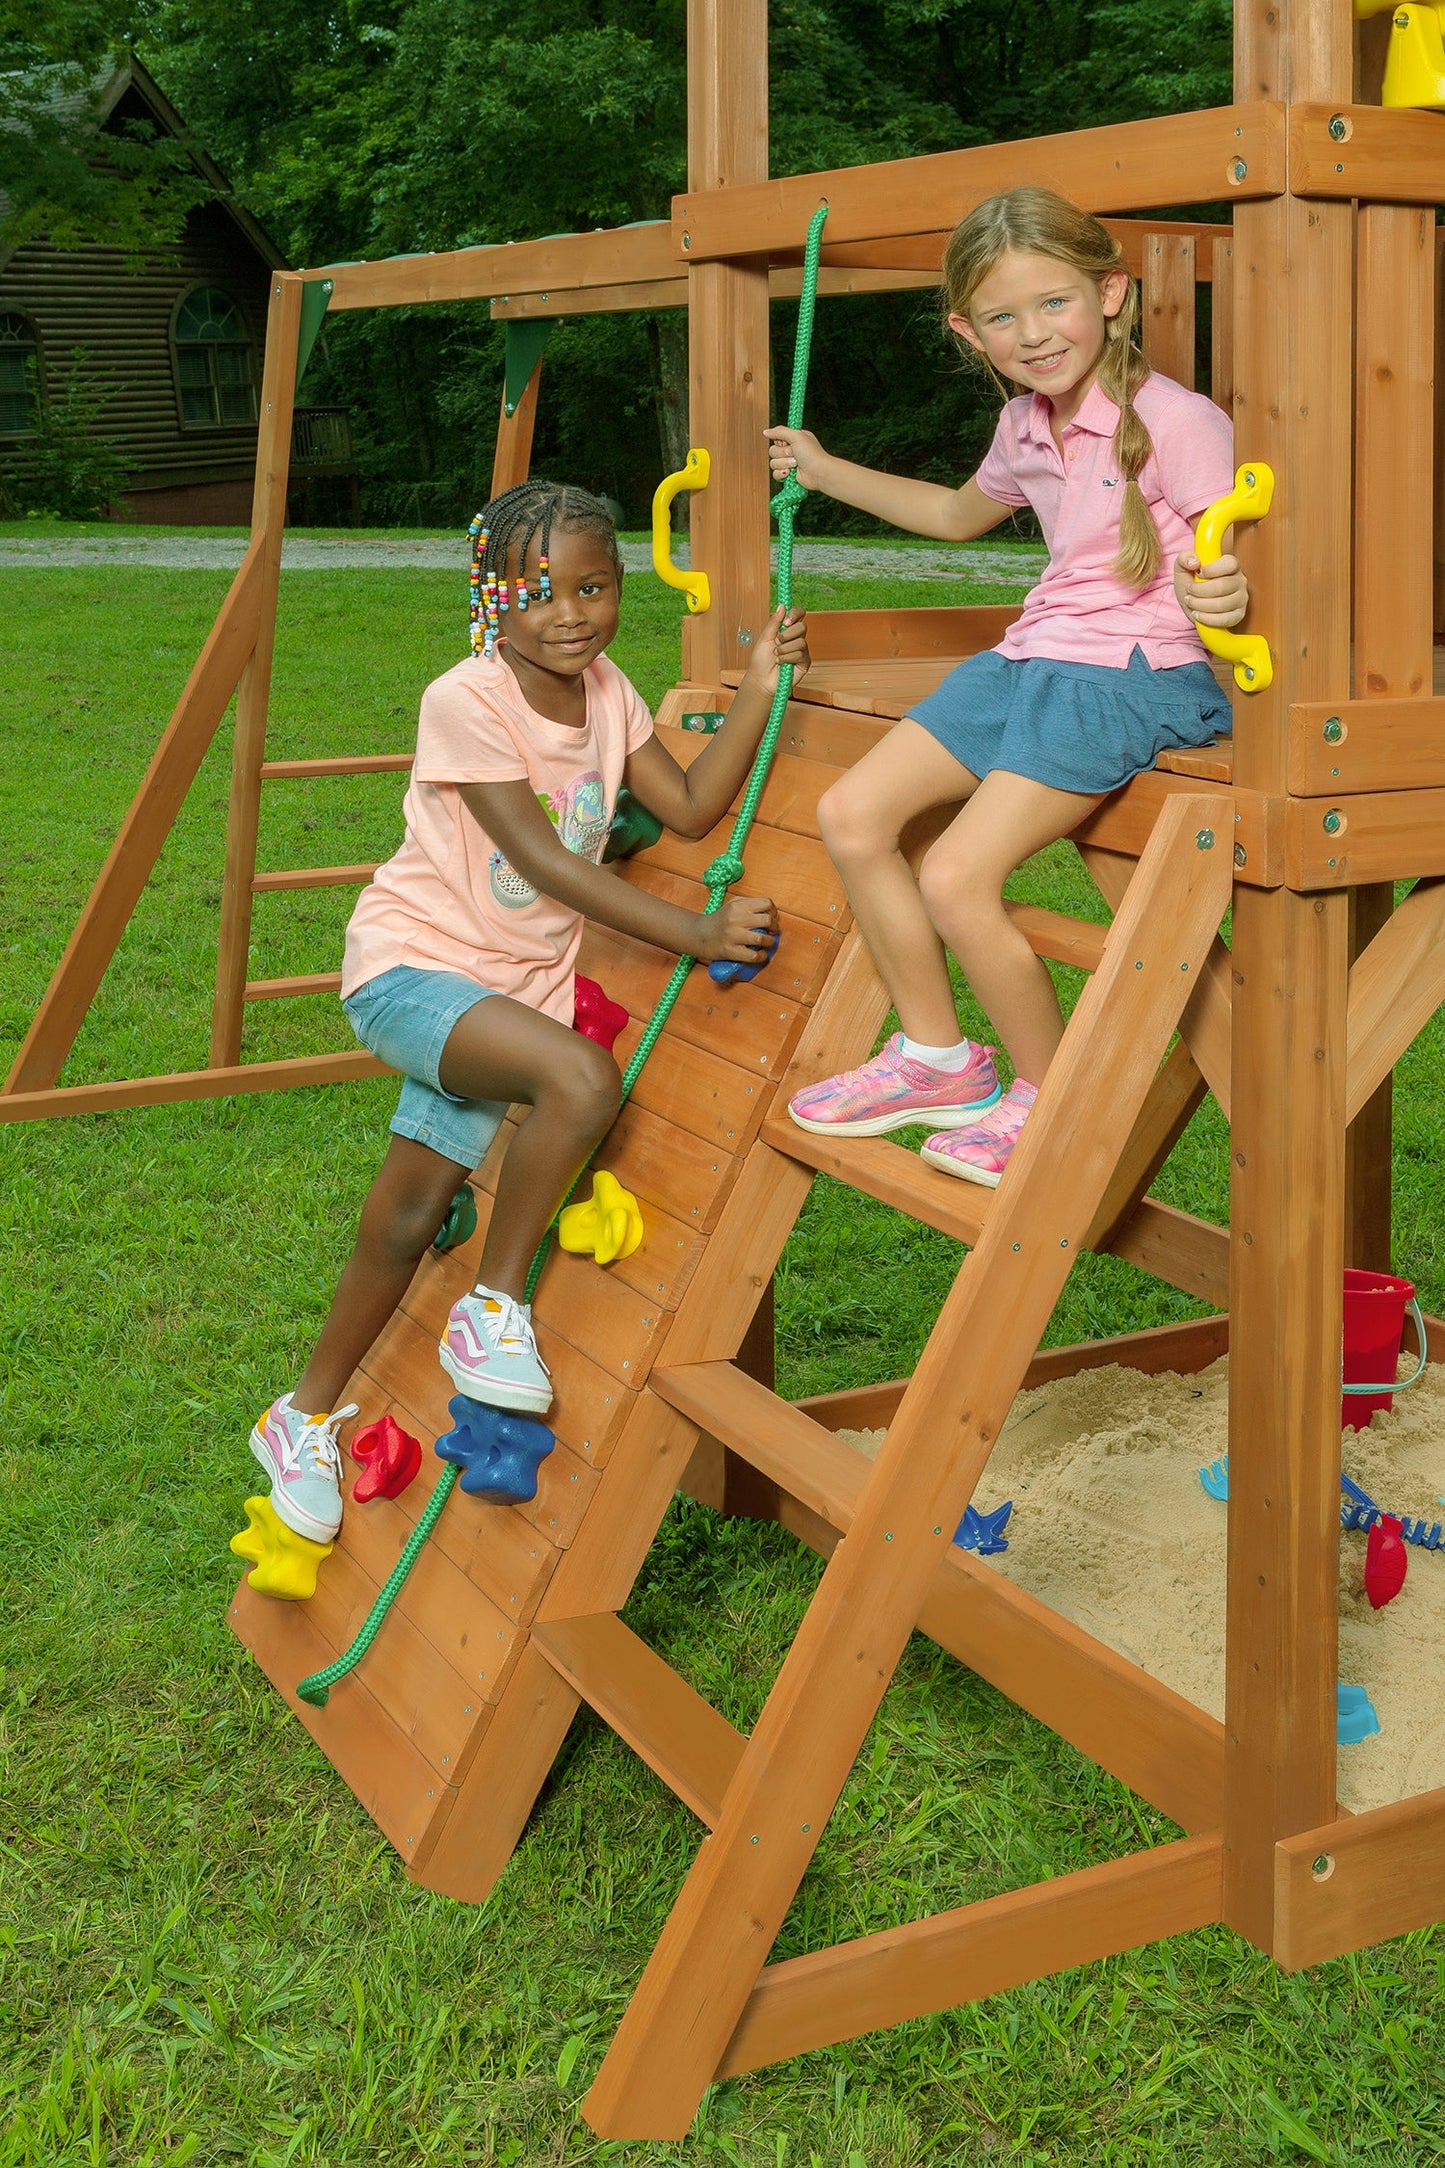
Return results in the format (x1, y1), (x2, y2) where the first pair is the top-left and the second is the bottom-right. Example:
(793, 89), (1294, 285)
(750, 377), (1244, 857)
(1175, 550), (1249, 630)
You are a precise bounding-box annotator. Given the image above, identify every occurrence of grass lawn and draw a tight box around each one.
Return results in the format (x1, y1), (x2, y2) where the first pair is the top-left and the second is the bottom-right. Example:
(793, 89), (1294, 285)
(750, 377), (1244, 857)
(1, 550), (1442, 2167)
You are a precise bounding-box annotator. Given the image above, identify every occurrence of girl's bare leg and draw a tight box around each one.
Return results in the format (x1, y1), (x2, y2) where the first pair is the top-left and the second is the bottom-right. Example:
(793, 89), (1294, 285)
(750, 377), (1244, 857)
(294, 997), (618, 1410)
(917, 769), (1101, 1084)
(816, 721), (982, 1045)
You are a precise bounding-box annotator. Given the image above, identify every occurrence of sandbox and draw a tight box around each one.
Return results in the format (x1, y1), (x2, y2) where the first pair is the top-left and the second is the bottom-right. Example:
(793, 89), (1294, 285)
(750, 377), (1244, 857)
(844, 1358), (1445, 1816)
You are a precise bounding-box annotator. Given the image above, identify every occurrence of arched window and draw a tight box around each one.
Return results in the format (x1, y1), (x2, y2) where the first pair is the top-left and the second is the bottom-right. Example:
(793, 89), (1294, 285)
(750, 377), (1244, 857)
(173, 287), (257, 427)
(0, 312), (41, 435)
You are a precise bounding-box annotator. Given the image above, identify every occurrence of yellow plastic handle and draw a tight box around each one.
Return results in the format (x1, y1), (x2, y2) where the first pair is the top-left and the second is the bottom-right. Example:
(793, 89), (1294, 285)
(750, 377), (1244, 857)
(1192, 461), (1275, 693)
(651, 447), (711, 613)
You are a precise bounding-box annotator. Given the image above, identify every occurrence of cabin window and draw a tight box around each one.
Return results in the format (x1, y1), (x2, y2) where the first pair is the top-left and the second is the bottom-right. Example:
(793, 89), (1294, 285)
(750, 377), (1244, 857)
(173, 287), (257, 427)
(0, 313), (40, 435)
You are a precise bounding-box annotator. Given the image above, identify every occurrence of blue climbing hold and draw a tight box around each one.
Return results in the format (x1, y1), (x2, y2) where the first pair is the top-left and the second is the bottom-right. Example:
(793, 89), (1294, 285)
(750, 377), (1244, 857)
(1336, 1682), (1381, 1747)
(708, 930), (780, 987)
(434, 1395), (556, 1504)
(954, 1500), (1013, 1556)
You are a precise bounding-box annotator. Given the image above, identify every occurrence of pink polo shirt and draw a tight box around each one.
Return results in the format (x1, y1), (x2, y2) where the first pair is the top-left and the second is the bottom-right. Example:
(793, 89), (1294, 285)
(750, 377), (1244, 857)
(976, 373), (1235, 669)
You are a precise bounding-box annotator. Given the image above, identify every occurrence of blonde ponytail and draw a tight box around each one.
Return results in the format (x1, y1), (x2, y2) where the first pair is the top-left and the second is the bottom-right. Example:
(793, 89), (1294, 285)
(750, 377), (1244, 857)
(942, 187), (1163, 589)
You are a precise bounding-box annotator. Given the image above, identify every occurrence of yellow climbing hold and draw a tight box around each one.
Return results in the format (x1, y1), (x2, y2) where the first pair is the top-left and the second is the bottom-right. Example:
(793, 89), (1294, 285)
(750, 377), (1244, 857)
(230, 1494), (333, 1601)
(558, 1169), (645, 1264)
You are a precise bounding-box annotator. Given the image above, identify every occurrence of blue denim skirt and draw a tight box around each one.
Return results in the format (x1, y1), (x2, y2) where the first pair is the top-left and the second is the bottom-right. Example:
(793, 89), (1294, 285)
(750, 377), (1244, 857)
(342, 963), (507, 1169)
(909, 644), (1232, 796)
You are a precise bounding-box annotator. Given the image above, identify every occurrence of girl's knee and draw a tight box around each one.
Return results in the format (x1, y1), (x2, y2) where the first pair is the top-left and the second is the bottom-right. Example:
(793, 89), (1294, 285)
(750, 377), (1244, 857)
(360, 1167), (461, 1267)
(548, 1042), (621, 1133)
(918, 847), (1000, 927)
(818, 778), (893, 863)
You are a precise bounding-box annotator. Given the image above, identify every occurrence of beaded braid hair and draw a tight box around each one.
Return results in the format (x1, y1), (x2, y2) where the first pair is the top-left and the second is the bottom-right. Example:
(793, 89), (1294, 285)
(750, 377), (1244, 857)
(942, 188), (1162, 589)
(467, 480), (622, 659)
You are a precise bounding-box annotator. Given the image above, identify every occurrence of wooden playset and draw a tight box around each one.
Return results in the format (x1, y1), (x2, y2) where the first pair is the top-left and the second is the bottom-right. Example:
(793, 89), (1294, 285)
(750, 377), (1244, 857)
(8, 0), (1445, 2141)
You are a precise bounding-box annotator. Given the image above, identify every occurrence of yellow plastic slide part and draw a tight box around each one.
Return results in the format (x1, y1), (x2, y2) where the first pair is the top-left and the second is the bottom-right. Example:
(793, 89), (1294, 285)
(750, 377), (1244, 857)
(230, 1494), (333, 1601)
(558, 1169), (645, 1265)
(651, 447), (711, 613)
(1191, 462), (1275, 694)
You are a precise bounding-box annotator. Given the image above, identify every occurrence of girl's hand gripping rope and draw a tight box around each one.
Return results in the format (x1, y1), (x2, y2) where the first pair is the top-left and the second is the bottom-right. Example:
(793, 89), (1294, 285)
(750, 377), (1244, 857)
(763, 425), (829, 492)
(744, 603), (810, 696)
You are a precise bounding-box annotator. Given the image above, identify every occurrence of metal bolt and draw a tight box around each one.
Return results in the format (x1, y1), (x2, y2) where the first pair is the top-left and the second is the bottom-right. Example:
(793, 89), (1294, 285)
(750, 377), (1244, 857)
(1231, 159), (1248, 182)
(801, 1823), (811, 1833)
(1312, 1852), (1334, 1879)
(1012, 1242), (1021, 1252)
(682, 232), (692, 250)
(737, 628), (753, 645)
(1180, 962), (1190, 972)
(1060, 1238), (1069, 1249)
(1395, 11), (1409, 25)
(1196, 828), (1215, 849)
(884, 1531), (894, 1541)
(1234, 843), (1247, 868)
(750, 1833), (759, 1844)
(1323, 810), (1342, 835)
(1329, 115), (1348, 142)
(1135, 960), (1144, 970)
(1336, 163), (1344, 174)
(1323, 717), (1343, 743)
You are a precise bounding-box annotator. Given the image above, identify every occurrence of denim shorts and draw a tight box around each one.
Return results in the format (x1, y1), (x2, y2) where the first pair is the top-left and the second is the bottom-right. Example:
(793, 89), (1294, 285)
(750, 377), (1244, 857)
(910, 644), (1232, 796)
(342, 964), (508, 1169)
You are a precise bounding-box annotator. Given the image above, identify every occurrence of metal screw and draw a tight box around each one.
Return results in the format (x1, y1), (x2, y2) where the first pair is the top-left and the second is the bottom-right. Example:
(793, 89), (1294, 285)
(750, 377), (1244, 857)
(750, 1833), (759, 1844)
(1234, 843), (1247, 868)
(1312, 1852), (1334, 1878)
(801, 1823), (811, 1833)
(1196, 828), (1215, 849)
(1329, 115), (1348, 142)
(1012, 1242), (1021, 1252)
(1323, 717), (1343, 743)
(884, 1531), (893, 1541)
(1231, 159), (1248, 182)
(737, 628), (753, 645)
(1135, 960), (1144, 970)
(682, 232), (692, 250)
(1336, 164), (1344, 174)
(1323, 810), (1342, 835)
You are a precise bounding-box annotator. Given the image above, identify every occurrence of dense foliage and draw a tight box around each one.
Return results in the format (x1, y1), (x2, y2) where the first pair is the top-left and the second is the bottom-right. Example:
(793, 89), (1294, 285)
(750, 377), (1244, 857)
(2, 1), (1232, 524)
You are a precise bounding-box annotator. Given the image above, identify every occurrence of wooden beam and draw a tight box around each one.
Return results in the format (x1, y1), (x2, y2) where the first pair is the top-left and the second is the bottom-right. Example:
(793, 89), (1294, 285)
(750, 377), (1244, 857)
(211, 272), (304, 1067)
(671, 107), (1283, 260)
(1211, 235), (1234, 415)
(0, 1049), (391, 1124)
(2, 543), (263, 1097)
(1106, 1196), (1230, 1307)
(718, 1834), (1223, 2077)
(314, 220), (676, 311)
(1284, 785), (1445, 887)
(1290, 100), (1445, 203)
(1083, 1039), (1209, 1253)
(530, 1613), (744, 1827)
(1273, 1787), (1445, 1969)
(489, 353), (542, 497)
(1079, 843), (1234, 1112)
(1142, 233), (1196, 387)
(1289, 696), (1445, 794)
(1344, 876), (1445, 1123)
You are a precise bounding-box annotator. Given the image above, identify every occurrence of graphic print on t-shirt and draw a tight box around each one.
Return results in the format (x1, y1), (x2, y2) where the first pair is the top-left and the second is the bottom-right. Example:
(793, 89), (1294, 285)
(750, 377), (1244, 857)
(488, 768), (610, 911)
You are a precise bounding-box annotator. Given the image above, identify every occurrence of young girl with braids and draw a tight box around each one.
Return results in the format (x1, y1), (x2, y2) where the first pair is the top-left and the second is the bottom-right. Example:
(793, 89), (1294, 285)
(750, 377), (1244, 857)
(248, 481), (803, 1545)
(767, 186), (1247, 1184)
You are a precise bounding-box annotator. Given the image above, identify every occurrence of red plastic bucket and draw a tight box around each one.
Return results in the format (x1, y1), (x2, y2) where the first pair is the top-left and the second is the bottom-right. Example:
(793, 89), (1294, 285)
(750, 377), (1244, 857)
(1341, 1269), (1415, 1430)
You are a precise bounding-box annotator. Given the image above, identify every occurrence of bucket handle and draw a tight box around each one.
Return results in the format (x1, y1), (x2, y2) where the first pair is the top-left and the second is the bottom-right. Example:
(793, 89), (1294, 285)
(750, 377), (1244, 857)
(1341, 1296), (1430, 1396)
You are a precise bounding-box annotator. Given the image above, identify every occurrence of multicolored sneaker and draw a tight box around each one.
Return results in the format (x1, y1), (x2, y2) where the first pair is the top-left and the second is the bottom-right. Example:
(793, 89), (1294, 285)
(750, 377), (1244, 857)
(788, 1033), (1002, 1138)
(440, 1288), (552, 1414)
(249, 1395), (358, 1543)
(920, 1078), (1039, 1187)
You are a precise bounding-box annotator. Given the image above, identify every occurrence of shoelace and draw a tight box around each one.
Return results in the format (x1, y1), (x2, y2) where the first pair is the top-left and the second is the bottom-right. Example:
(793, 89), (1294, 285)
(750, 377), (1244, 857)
(291, 1401), (359, 1478)
(481, 1294), (551, 1378)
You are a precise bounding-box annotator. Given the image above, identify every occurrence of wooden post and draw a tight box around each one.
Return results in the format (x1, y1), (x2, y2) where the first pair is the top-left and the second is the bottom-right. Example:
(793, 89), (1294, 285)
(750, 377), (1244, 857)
(1347, 208), (1433, 1270)
(1211, 236), (1234, 416)
(490, 355), (543, 499)
(210, 274), (304, 1068)
(1142, 233), (1196, 387)
(681, 0), (772, 684)
(1222, 0), (1354, 1951)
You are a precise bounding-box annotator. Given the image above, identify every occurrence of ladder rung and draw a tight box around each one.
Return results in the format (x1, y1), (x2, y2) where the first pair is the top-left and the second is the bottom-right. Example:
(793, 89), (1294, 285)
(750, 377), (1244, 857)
(530, 1613), (744, 1827)
(1005, 902), (1107, 972)
(758, 1112), (991, 1245)
(252, 863), (379, 891)
(244, 972), (344, 1001)
(259, 755), (413, 778)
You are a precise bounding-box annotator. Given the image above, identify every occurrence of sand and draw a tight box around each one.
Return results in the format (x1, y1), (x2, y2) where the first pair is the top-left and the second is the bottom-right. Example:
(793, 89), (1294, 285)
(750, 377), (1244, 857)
(841, 1357), (1445, 1814)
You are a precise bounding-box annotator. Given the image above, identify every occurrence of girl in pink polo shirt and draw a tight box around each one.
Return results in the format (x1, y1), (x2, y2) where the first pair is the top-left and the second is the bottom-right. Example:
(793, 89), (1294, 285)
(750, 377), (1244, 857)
(248, 481), (803, 1547)
(766, 186), (1248, 1186)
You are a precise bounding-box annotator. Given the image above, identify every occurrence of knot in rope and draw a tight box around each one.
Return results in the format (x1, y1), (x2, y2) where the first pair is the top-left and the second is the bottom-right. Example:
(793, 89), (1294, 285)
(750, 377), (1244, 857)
(769, 472), (809, 523)
(705, 850), (747, 892)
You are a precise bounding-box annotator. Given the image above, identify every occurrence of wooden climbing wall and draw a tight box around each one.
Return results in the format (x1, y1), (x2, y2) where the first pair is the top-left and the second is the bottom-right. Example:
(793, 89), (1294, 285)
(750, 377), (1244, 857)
(227, 681), (875, 1891)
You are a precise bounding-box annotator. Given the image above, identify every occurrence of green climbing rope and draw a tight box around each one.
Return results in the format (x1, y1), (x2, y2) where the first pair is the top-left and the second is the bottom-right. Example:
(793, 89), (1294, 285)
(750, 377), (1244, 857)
(296, 202), (829, 1709)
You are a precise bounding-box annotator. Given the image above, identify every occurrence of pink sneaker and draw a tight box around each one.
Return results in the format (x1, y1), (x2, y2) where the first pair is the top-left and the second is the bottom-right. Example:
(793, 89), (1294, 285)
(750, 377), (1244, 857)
(920, 1078), (1039, 1187)
(788, 1033), (1001, 1138)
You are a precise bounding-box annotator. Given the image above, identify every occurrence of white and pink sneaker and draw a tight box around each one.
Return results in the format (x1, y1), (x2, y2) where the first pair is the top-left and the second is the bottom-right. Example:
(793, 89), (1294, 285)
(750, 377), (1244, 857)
(249, 1395), (358, 1542)
(920, 1079), (1038, 1188)
(788, 1033), (1002, 1138)
(440, 1287), (552, 1413)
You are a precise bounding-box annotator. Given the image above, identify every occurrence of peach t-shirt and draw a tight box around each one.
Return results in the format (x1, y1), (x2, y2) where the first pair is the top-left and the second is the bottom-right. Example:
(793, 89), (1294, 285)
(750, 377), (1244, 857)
(341, 648), (654, 1021)
(975, 372), (1235, 669)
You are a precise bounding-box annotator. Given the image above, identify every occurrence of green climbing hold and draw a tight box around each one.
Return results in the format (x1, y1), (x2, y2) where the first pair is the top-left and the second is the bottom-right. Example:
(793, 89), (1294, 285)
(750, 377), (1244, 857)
(603, 786), (664, 862)
(433, 1183), (477, 1253)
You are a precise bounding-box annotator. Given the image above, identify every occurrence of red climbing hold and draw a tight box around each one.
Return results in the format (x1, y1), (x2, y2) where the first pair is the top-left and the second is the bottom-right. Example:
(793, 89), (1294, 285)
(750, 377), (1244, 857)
(1364, 1513), (1408, 1609)
(350, 1414), (423, 1503)
(573, 973), (628, 1054)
